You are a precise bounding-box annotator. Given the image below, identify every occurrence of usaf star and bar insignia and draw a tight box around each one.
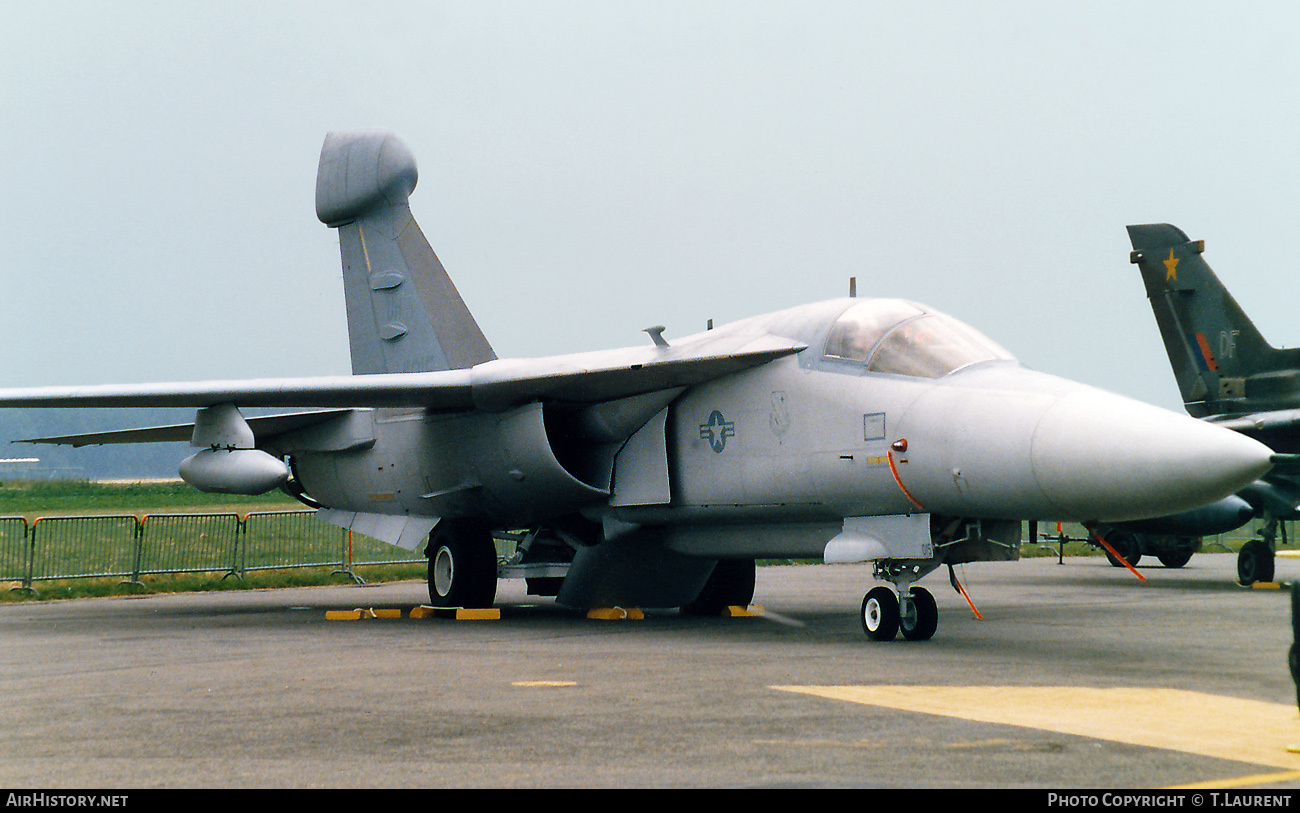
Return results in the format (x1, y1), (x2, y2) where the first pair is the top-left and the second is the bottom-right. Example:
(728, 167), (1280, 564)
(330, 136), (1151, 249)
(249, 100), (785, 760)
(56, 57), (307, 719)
(699, 410), (736, 453)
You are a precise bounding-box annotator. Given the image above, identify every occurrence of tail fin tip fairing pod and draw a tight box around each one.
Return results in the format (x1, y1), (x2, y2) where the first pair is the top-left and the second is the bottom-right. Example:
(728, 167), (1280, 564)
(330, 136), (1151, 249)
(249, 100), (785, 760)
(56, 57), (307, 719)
(317, 130), (496, 376)
(0, 136), (1274, 643)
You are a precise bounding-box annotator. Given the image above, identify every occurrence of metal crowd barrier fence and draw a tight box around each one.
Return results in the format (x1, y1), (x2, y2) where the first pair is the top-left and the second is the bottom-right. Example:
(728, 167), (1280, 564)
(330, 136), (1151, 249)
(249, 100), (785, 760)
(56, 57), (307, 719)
(4, 510), (428, 593)
(30, 515), (142, 584)
(140, 513), (242, 579)
(242, 511), (347, 575)
(0, 516), (29, 584)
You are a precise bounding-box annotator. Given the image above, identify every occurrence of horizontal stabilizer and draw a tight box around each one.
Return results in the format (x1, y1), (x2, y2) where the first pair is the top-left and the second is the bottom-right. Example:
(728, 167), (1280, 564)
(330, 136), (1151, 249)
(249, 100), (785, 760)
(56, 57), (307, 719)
(1208, 409), (1300, 435)
(18, 409), (352, 447)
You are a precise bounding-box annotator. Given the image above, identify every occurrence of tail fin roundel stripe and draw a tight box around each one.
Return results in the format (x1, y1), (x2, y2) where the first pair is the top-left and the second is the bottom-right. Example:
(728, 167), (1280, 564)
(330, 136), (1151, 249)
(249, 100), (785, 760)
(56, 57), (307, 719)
(316, 131), (496, 375)
(1192, 333), (1219, 373)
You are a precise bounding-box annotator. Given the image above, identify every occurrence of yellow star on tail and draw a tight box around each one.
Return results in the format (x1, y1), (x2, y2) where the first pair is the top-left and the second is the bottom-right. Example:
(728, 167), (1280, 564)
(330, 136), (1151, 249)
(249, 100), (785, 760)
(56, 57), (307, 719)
(1164, 247), (1180, 282)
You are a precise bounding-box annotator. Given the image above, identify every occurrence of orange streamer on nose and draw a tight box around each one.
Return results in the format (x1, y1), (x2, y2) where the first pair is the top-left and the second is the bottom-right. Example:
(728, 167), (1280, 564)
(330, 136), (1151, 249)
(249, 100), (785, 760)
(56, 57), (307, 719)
(887, 449), (925, 512)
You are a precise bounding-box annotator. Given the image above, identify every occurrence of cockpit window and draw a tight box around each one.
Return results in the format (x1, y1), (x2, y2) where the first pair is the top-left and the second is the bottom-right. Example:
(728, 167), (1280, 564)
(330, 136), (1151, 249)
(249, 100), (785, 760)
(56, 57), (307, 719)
(824, 300), (924, 362)
(824, 299), (1016, 378)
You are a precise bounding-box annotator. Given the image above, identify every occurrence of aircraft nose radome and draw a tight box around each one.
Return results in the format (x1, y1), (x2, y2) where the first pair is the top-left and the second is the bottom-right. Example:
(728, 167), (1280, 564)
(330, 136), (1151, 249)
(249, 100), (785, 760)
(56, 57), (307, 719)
(1030, 390), (1273, 522)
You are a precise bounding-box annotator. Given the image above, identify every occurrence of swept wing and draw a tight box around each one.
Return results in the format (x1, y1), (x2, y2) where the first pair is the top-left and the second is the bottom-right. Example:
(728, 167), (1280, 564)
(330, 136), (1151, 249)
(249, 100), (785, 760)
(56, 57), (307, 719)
(1, 328), (804, 438)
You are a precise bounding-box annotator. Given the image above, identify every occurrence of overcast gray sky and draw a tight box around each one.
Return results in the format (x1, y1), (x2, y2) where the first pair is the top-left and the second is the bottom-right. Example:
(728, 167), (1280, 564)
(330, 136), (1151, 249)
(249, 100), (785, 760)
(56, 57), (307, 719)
(4, 1), (1299, 412)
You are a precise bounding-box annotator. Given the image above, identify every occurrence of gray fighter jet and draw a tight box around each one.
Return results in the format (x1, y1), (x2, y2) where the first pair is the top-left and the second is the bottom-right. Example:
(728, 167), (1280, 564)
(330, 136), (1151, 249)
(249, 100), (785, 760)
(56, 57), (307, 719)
(0, 133), (1274, 641)
(1128, 224), (1300, 583)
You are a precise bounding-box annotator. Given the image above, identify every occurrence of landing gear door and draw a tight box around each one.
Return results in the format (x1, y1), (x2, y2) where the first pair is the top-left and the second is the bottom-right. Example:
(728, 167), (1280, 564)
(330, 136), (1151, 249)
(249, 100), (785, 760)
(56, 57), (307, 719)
(609, 407), (671, 506)
(823, 514), (933, 563)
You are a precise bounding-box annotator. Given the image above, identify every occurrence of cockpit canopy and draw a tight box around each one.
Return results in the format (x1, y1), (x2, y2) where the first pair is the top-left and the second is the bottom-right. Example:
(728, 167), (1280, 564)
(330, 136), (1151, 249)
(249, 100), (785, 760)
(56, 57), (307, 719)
(824, 299), (1016, 378)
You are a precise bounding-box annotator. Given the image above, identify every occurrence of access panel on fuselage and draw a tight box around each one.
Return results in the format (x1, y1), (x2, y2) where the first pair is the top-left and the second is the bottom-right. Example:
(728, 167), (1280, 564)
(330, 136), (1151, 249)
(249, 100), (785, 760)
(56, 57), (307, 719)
(669, 358), (922, 518)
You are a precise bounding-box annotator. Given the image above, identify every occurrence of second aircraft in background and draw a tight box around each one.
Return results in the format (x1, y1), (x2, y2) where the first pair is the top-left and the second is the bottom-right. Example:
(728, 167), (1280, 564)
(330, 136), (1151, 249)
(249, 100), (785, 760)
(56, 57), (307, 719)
(1128, 224), (1300, 584)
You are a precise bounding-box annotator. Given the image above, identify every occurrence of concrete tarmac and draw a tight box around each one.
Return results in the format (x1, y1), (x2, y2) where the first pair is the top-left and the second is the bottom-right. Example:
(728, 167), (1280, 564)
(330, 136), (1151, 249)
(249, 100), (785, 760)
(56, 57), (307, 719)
(2, 553), (1299, 789)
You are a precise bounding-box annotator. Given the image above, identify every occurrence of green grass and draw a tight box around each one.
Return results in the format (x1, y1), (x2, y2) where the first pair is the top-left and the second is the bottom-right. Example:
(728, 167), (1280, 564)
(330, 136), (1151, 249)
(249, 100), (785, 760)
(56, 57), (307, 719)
(0, 479), (301, 519)
(0, 480), (427, 602)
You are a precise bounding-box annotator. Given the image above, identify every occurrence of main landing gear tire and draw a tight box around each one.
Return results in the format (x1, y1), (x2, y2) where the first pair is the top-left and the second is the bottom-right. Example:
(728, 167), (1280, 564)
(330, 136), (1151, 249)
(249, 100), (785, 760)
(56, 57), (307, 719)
(1103, 531), (1141, 568)
(899, 587), (938, 641)
(681, 559), (756, 616)
(1156, 548), (1194, 569)
(426, 521), (498, 609)
(1237, 539), (1275, 586)
(861, 586), (900, 641)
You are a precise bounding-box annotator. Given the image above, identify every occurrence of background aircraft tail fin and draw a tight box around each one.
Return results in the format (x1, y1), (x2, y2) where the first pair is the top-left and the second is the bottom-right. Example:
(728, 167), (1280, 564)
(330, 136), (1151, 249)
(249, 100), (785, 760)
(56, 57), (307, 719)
(1128, 223), (1300, 417)
(316, 131), (496, 375)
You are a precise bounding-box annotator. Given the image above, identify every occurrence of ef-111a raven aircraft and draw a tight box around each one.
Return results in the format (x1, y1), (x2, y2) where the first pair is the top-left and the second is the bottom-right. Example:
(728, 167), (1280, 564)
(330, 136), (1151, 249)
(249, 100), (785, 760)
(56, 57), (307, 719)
(0, 133), (1273, 641)
(1129, 223), (1300, 583)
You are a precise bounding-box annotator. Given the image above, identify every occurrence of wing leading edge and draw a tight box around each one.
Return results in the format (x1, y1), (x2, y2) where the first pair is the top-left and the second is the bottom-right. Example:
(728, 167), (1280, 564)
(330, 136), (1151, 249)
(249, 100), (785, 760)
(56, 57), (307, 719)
(0, 329), (804, 416)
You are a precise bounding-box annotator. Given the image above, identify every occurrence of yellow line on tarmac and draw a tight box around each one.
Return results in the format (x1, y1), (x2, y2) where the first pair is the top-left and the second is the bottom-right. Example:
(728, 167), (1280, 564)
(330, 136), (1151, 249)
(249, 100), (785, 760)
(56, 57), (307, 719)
(512, 680), (579, 687)
(772, 686), (1300, 771)
(1171, 770), (1300, 789)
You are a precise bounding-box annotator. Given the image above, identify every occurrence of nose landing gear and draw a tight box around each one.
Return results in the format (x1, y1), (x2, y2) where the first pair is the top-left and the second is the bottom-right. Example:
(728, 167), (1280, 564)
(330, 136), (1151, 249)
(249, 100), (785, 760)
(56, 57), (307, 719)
(861, 584), (938, 641)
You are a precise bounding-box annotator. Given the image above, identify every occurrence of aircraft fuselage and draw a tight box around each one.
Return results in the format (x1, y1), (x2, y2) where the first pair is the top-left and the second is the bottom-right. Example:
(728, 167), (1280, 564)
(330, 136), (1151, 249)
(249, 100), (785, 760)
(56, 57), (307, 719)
(286, 297), (1270, 563)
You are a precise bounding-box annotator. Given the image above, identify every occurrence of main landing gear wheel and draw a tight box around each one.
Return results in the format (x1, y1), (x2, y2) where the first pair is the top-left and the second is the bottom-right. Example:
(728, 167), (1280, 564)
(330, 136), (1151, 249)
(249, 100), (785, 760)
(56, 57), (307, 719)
(861, 586), (900, 641)
(426, 520), (498, 609)
(1156, 548), (1194, 569)
(1237, 539), (1275, 585)
(1103, 531), (1141, 568)
(899, 587), (938, 641)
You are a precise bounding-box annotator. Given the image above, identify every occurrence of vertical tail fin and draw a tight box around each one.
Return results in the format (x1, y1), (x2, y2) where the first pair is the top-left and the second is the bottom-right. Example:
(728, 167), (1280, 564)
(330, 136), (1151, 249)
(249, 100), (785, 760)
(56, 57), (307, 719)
(316, 131), (495, 375)
(1128, 224), (1300, 417)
